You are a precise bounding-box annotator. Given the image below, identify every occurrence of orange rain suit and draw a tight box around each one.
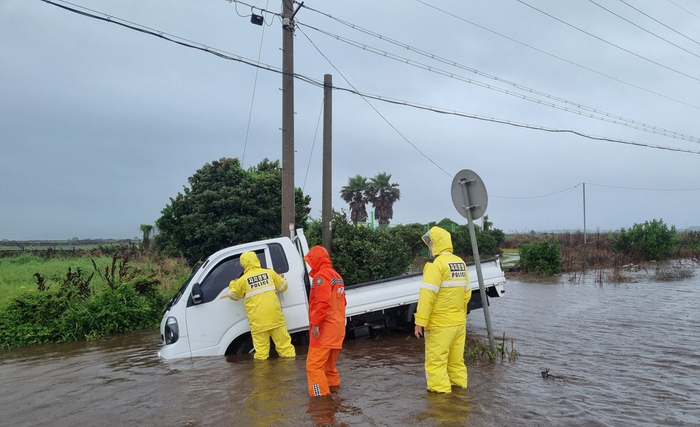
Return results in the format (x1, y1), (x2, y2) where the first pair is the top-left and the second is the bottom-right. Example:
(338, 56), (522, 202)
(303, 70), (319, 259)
(414, 227), (471, 393)
(304, 246), (347, 397)
(228, 252), (296, 360)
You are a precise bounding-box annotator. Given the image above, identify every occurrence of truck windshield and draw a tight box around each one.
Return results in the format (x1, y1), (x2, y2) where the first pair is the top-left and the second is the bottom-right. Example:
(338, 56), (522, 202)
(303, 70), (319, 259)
(164, 272), (196, 313)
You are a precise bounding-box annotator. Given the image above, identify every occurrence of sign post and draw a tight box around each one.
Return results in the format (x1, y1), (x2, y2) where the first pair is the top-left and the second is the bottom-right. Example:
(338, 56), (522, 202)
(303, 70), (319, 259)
(450, 169), (496, 355)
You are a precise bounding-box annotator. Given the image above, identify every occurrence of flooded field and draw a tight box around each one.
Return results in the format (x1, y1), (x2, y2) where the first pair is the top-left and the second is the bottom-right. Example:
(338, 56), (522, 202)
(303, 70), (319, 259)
(1, 268), (698, 426)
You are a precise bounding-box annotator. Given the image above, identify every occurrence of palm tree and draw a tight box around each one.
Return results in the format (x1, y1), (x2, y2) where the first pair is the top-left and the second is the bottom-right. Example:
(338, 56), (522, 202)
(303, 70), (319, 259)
(140, 224), (154, 254)
(366, 172), (400, 226)
(340, 175), (369, 224)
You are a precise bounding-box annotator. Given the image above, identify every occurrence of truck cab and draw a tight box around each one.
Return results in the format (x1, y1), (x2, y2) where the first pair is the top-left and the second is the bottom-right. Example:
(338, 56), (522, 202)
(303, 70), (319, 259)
(159, 231), (311, 359)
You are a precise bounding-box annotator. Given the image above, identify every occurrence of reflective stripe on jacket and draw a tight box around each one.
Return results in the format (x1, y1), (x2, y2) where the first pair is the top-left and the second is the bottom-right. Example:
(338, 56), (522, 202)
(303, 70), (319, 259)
(304, 246), (347, 349)
(415, 227), (471, 329)
(228, 251), (288, 333)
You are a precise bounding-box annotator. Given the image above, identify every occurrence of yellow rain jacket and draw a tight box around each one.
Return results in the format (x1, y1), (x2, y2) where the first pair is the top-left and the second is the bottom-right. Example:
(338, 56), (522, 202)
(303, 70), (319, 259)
(228, 252), (289, 333)
(414, 227), (471, 329)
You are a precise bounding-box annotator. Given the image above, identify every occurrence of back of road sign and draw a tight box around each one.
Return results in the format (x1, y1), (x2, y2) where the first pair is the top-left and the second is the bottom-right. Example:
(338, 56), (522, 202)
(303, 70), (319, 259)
(451, 169), (488, 220)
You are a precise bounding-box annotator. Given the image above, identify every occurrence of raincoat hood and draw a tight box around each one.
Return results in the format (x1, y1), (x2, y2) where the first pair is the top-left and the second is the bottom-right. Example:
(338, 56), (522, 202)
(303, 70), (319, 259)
(424, 226), (453, 255)
(240, 251), (261, 272)
(304, 245), (332, 275)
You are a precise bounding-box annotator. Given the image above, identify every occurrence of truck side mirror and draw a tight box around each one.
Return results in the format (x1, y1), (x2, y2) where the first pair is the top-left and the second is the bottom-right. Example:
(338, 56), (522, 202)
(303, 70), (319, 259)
(191, 283), (204, 305)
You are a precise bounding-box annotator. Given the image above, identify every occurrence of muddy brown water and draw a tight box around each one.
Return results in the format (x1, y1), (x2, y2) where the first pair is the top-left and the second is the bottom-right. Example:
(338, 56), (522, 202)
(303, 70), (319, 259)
(2, 271), (699, 427)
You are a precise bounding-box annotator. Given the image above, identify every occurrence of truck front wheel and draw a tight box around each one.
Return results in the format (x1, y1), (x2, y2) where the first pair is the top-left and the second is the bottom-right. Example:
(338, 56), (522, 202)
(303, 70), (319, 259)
(226, 333), (254, 355)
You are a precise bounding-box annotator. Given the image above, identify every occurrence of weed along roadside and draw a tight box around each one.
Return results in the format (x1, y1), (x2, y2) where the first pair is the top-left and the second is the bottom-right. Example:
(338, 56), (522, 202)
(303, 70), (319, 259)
(504, 220), (700, 280)
(0, 245), (190, 349)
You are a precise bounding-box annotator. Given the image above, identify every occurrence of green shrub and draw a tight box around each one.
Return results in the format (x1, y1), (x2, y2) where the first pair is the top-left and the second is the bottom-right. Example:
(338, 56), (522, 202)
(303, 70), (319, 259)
(0, 292), (69, 347)
(306, 212), (411, 285)
(612, 219), (676, 261)
(520, 239), (562, 275)
(0, 260), (176, 349)
(387, 223), (426, 261)
(435, 218), (501, 259)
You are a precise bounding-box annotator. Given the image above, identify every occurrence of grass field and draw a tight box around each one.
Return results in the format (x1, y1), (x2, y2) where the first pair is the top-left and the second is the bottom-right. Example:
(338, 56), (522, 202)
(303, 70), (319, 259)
(0, 253), (190, 307)
(0, 255), (115, 306)
(0, 245), (101, 251)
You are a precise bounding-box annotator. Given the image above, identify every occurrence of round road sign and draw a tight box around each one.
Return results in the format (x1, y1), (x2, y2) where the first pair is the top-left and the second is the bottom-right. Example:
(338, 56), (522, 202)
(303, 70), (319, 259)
(451, 169), (488, 220)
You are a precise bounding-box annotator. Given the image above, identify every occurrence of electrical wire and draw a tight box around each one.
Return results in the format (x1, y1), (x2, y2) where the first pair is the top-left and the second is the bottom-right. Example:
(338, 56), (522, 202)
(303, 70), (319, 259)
(297, 20), (700, 144)
(413, 0), (700, 112)
(226, 0), (280, 22)
(666, 0), (700, 21)
(324, 85), (700, 155)
(491, 184), (581, 200)
(493, 182), (700, 200)
(302, 100), (324, 192)
(241, 0), (271, 166)
(232, 1), (251, 18)
(298, 26), (453, 177)
(618, 0), (700, 48)
(39, 0), (700, 158)
(589, 0), (700, 60)
(587, 182), (700, 191)
(516, 0), (700, 83)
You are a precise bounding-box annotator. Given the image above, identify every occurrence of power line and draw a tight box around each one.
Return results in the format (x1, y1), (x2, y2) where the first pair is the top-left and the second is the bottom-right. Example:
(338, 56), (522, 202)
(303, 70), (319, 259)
(414, 0), (700, 112)
(40, 0), (700, 158)
(667, 0), (700, 21)
(516, 0), (700, 83)
(325, 85), (700, 155)
(587, 182), (700, 191)
(40, 0), (301, 81)
(618, 0), (700, 49)
(491, 184), (581, 200)
(297, 20), (700, 144)
(241, 0), (272, 166)
(298, 26), (453, 177)
(227, 0), (281, 22)
(589, 0), (700, 60)
(302, 100), (324, 192)
(494, 181), (700, 200)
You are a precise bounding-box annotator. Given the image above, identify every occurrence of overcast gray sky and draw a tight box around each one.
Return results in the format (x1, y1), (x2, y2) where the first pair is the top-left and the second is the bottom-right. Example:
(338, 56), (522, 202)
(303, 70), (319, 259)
(2, 0), (699, 240)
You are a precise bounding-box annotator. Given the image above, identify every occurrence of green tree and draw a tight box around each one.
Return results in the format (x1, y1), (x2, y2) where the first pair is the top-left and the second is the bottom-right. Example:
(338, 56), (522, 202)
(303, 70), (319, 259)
(139, 224), (154, 255)
(519, 239), (562, 275)
(612, 219), (676, 261)
(366, 172), (401, 226)
(306, 211), (411, 284)
(433, 218), (500, 259)
(340, 175), (369, 224)
(155, 158), (311, 265)
(388, 223), (427, 261)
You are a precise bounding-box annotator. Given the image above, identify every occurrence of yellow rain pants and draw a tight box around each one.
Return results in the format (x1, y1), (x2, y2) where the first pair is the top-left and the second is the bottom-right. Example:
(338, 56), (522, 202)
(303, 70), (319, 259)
(424, 324), (467, 393)
(251, 324), (296, 360)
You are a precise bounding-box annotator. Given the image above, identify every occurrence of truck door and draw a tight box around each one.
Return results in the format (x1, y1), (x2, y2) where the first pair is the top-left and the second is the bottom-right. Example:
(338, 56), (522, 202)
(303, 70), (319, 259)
(185, 249), (264, 356)
(268, 242), (309, 333)
(185, 242), (309, 357)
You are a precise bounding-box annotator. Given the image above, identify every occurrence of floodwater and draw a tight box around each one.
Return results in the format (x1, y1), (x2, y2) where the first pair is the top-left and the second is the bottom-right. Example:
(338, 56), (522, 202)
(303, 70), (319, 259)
(2, 268), (699, 427)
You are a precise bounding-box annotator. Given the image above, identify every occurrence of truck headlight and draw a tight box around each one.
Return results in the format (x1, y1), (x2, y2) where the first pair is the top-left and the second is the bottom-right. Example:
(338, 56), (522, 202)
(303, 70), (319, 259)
(164, 317), (179, 344)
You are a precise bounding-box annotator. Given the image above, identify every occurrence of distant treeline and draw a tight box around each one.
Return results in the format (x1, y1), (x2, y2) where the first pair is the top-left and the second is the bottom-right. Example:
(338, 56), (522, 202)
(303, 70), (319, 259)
(0, 239), (136, 254)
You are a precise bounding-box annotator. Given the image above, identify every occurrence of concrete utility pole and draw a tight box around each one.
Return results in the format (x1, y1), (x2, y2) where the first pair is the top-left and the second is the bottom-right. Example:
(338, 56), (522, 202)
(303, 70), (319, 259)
(583, 182), (587, 243)
(322, 74), (333, 255)
(281, 0), (295, 237)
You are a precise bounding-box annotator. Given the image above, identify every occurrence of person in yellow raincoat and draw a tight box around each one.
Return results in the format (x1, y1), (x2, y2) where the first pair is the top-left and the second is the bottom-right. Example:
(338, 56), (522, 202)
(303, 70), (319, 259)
(229, 251), (296, 360)
(414, 226), (471, 393)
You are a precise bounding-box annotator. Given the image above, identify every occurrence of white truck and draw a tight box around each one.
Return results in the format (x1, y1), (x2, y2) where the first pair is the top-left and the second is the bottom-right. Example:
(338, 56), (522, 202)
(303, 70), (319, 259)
(158, 230), (506, 359)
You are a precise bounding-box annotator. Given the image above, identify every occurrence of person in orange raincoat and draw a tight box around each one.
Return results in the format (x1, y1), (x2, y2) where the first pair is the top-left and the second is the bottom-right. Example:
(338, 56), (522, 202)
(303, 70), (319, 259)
(229, 251), (296, 360)
(304, 245), (347, 397)
(414, 226), (471, 393)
